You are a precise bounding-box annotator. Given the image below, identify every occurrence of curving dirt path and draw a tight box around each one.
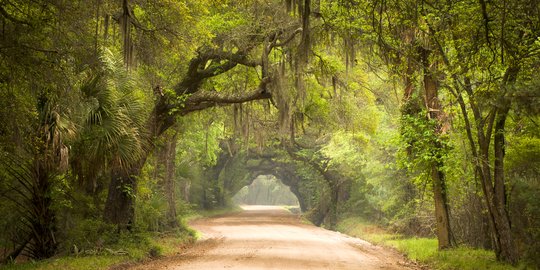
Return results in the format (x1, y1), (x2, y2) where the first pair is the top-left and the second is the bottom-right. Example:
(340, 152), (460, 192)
(130, 205), (422, 270)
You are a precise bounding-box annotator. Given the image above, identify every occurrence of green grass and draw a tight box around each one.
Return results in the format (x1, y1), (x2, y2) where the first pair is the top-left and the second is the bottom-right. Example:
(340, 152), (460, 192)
(1, 229), (195, 270)
(386, 237), (438, 261)
(337, 217), (533, 270)
(0, 214), (209, 270)
(0, 256), (127, 270)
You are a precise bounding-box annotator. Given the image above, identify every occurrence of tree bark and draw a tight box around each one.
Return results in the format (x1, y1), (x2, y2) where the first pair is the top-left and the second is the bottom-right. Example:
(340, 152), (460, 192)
(164, 131), (178, 227)
(430, 154), (453, 249)
(299, 0), (310, 64)
(422, 48), (453, 249)
(460, 66), (520, 264)
(485, 67), (519, 263)
(103, 83), (272, 225)
(103, 94), (166, 228)
(322, 170), (340, 228)
(491, 102), (518, 263)
(476, 129), (518, 264)
(284, 143), (346, 229)
(103, 158), (145, 229)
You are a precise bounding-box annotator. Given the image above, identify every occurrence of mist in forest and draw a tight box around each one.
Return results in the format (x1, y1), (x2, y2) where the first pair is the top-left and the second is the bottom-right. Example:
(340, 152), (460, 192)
(232, 175), (299, 206)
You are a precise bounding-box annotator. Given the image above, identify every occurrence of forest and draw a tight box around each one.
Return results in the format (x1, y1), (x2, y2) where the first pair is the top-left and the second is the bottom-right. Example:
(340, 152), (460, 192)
(0, 0), (539, 269)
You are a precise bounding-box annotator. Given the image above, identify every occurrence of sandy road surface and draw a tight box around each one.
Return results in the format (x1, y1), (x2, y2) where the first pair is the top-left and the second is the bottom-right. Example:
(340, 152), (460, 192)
(130, 205), (421, 270)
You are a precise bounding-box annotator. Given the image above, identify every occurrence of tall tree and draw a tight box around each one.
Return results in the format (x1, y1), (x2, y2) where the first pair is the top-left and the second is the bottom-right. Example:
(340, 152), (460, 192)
(352, 0), (456, 249)
(425, 0), (540, 263)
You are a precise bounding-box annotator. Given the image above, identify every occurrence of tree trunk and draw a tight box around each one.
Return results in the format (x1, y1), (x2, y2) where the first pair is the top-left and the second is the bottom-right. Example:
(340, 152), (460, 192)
(102, 93), (169, 227)
(326, 177), (339, 229)
(28, 161), (57, 259)
(315, 169), (342, 229)
(488, 98), (518, 263)
(431, 157), (453, 249)
(278, 167), (308, 212)
(120, 0), (133, 68)
(299, 0), (310, 64)
(103, 157), (145, 229)
(476, 141), (518, 264)
(461, 66), (520, 264)
(203, 150), (230, 209)
(164, 132), (178, 227)
(93, 0), (101, 54)
(101, 26), (281, 226)
(423, 48), (453, 249)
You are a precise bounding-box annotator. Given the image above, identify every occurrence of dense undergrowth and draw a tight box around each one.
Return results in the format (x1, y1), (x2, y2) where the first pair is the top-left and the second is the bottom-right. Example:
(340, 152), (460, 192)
(0, 205), (245, 270)
(337, 217), (536, 270)
(0, 229), (195, 270)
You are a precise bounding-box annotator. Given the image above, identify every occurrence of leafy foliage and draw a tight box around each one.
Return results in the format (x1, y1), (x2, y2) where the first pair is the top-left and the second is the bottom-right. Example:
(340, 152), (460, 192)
(0, 0), (539, 268)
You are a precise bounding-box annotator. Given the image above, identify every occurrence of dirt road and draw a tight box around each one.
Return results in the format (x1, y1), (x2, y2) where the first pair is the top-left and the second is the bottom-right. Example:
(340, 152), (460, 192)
(131, 205), (420, 269)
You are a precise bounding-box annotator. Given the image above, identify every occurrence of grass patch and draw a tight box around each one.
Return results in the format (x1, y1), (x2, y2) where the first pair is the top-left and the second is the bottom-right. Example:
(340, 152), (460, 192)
(0, 256), (127, 270)
(386, 237), (438, 262)
(337, 217), (533, 270)
(1, 229), (195, 270)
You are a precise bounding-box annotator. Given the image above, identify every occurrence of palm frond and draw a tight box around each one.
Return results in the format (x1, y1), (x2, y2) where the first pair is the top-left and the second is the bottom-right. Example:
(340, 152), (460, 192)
(76, 48), (149, 171)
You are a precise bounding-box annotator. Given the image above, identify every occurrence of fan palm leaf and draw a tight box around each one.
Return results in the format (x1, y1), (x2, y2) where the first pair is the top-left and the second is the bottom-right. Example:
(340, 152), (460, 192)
(76, 48), (148, 173)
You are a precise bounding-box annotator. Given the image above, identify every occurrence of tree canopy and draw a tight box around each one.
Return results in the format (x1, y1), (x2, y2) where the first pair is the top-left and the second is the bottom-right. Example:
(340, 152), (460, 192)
(0, 0), (539, 267)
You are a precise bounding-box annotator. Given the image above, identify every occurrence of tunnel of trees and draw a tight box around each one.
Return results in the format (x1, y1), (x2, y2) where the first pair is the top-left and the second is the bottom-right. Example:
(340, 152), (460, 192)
(0, 0), (539, 267)
(231, 175), (299, 206)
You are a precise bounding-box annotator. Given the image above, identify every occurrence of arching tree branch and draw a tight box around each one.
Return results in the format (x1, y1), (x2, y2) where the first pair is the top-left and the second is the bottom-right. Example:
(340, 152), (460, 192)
(180, 77), (272, 115)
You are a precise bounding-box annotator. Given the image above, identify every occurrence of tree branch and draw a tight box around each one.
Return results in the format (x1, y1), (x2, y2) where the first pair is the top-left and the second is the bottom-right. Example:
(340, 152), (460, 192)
(202, 49), (262, 67)
(270, 27), (303, 49)
(175, 48), (262, 95)
(179, 77), (272, 115)
(478, 0), (491, 44)
(0, 5), (32, 26)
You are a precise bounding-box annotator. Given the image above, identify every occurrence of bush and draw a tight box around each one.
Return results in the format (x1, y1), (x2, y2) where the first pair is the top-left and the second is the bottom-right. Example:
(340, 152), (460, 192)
(60, 219), (117, 255)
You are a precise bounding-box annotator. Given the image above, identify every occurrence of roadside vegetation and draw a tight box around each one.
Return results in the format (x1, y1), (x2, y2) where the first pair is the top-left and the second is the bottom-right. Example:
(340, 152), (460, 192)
(1, 0), (539, 269)
(338, 218), (534, 270)
(0, 230), (195, 270)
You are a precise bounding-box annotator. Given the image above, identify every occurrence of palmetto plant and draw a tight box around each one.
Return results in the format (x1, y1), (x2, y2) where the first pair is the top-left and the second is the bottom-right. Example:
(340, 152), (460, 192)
(0, 49), (148, 261)
(73, 48), (148, 194)
(1, 92), (75, 261)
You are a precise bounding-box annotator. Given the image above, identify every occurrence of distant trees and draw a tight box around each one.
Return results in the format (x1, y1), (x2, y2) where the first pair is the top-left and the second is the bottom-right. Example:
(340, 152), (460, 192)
(232, 175), (299, 206)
